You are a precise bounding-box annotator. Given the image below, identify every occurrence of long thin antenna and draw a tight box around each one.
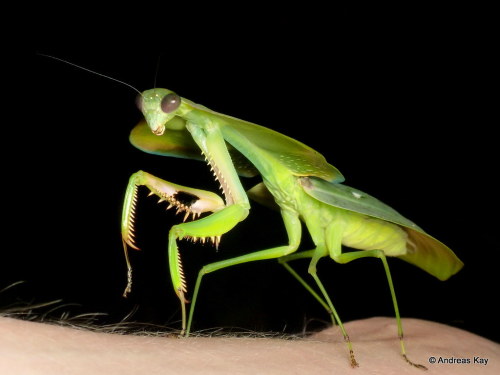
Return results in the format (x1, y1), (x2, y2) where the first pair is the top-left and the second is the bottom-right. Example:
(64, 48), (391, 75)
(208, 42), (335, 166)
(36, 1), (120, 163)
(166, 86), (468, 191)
(153, 55), (161, 89)
(38, 53), (143, 96)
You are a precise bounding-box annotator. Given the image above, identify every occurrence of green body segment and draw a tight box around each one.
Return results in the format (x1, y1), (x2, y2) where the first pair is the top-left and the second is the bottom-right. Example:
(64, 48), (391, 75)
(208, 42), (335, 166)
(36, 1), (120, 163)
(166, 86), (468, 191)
(122, 88), (463, 368)
(206, 127), (462, 280)
(219, 116), (344, 183)
(299, 177), (463, 280)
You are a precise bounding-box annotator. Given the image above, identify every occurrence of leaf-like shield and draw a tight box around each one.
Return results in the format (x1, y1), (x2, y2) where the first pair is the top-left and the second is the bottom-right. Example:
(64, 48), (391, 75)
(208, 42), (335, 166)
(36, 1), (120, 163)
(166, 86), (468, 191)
(130, 119), (259, 178)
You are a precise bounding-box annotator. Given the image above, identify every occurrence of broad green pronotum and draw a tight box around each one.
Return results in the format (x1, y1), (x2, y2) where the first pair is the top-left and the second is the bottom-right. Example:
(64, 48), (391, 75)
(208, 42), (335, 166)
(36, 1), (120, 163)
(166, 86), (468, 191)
(120, 88), (463, 369)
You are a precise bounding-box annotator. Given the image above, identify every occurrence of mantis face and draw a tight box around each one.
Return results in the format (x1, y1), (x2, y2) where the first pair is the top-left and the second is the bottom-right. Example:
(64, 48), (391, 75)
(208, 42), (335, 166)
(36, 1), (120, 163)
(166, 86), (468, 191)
(137, 88), (185, 135)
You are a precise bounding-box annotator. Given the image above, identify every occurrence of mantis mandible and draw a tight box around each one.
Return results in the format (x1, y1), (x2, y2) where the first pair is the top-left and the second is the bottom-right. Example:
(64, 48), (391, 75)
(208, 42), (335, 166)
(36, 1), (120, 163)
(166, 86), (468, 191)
(120, 88), (463, 369)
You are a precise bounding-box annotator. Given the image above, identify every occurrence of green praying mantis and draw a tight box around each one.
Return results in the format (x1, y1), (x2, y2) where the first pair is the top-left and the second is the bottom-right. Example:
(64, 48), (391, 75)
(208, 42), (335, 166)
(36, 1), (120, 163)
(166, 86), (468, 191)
(121, 89), (463, 369)
(42, 55), (463, 369)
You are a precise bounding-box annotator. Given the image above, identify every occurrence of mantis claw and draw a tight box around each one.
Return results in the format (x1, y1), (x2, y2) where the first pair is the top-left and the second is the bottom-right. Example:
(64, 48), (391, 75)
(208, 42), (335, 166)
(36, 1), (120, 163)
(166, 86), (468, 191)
(121, 170), (225, 300)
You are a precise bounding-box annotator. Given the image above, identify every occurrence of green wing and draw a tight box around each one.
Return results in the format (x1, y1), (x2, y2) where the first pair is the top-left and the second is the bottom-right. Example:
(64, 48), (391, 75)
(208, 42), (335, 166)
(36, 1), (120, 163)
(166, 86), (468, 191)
(299, 177), (464, 281)
(219, 115), (344, 183)
(130, 119), (259, 178)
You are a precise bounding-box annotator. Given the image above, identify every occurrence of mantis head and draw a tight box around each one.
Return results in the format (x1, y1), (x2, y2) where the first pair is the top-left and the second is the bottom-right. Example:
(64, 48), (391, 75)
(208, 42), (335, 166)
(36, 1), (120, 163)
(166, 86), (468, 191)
(137, 89), (189, 135)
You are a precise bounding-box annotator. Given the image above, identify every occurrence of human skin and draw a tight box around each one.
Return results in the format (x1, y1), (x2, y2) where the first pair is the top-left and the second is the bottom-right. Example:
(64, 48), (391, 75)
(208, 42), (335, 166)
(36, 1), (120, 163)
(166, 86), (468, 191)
(0, 316), (498, 375)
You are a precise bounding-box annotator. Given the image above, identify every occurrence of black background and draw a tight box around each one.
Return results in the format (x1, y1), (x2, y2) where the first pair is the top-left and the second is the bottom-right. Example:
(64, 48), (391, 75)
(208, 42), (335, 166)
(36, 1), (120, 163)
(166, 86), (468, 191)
(2, 5), (497, 342)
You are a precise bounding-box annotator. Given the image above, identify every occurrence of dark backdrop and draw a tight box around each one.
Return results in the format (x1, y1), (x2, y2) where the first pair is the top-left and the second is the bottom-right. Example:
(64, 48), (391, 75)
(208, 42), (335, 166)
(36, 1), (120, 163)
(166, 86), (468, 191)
(3, 5), (497, 342)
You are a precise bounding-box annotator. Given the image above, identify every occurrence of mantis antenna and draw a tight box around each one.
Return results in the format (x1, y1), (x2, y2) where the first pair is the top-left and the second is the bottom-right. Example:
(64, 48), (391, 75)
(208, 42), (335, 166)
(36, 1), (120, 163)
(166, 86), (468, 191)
(38, 53), (143, 96)
(153, 55), (161, 89)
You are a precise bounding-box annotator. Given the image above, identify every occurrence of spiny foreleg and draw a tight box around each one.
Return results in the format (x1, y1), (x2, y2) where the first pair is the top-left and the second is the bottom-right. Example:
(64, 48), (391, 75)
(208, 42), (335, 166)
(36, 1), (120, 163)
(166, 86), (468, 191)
(121, 170), (225, 297)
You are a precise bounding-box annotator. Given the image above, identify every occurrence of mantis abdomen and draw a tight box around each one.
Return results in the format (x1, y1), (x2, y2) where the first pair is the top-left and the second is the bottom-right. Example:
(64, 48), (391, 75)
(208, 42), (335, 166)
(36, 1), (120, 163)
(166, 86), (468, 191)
(296, 188), (409, 258)
(339, 210), (408, 257)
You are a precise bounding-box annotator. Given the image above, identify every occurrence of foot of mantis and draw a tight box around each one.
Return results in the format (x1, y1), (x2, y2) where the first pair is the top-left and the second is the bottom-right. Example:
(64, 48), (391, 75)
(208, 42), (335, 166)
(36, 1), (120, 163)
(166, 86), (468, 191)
(279, 249), (427, 370)
(280, 248), (358, 367)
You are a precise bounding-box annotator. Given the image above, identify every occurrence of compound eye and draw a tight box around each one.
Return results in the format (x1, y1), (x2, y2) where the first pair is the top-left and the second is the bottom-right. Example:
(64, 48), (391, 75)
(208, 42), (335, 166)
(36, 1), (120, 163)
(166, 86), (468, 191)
(161, 93), (181, 113)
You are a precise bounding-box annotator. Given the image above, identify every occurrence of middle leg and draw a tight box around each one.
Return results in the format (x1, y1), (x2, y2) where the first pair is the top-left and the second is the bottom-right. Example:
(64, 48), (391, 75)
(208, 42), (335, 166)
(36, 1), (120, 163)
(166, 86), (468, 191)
(186, 208), (302, 335)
